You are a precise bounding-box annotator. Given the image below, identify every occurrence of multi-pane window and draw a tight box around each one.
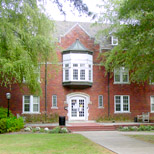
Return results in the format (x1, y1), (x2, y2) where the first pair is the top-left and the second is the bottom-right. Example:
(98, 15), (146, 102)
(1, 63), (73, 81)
(98, 95), (103, 108)
(115, 95), (130, 113)
(73, 69), (78, 80)
(114, 67), (129, 83)
(23, 95), (40, 113)
(151, 96), (154, 112)
(52, 95), (57, 108)
(63, 63), (92, 82)
(65, 70), (69, 80)
(80, 70), (85, 80)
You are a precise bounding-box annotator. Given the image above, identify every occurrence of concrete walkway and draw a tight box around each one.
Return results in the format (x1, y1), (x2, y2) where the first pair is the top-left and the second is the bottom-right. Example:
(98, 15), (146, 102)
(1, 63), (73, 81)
(75, 131), (154, 154)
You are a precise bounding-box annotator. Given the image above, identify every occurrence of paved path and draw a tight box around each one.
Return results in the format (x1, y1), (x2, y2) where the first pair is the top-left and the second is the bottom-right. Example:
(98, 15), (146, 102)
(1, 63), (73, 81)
(75, 131), (154, 154)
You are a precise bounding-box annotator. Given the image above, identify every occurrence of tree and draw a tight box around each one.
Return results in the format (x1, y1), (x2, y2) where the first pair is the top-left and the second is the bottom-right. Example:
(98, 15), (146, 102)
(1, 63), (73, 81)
(97, 0), (154, 83)
(0, 0), (56, 94)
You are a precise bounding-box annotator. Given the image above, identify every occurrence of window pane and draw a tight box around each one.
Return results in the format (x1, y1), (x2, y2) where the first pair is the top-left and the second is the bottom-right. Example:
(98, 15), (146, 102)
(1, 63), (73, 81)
(152, 104), (154, 112)
(24, 104), (30, 112)
(115, 74), (120, 82)
(89, 70), (91, 81)
(33, 96), (39, 104)
(52, 95), (57, 107)
(122, 72), (128, 82)
(33, 104), (38, 112)
(73, 64), (78, 67)
(99, 95), (103, 107)
(65, 70), (69, 80)
(151, 96), (154, 112)
(80, 70), (85, 80)
(73, 69), (78, 80)
(24, 96), (30, 104)
(65, 64), (69, 68)
(115, 96), (121, 111)
(80, 64), (85, 67)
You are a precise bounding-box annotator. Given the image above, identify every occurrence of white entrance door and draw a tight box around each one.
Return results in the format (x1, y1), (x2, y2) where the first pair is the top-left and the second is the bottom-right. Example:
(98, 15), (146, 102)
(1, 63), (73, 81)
(70, 97), (86, 120)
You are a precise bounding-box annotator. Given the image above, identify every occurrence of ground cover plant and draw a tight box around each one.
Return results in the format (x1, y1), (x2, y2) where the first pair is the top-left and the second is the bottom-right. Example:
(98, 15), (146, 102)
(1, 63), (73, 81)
(129, 135), (154, 144)
(0, 134), (114, 154)
(119, 125), (154, 131)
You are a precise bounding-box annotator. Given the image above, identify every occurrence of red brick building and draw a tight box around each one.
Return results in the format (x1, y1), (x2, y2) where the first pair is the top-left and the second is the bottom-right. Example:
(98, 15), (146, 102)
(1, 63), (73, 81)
(0, 21), (154, 121)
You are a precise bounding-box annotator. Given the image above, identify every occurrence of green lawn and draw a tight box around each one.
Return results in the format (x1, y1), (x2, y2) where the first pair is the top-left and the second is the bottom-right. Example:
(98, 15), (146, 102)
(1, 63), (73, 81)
(0, 133), (114, 154)
(129, 135), (154, 144)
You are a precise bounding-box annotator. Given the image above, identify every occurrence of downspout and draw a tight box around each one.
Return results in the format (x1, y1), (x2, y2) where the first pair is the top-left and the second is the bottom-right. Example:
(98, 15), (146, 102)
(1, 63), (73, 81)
(108, 71), (110, 117)
(45, 60), (47, 121)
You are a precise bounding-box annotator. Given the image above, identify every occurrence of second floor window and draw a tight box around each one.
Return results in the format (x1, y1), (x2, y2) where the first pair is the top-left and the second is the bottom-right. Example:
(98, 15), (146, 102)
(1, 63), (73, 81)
(114, 67), (129, 84)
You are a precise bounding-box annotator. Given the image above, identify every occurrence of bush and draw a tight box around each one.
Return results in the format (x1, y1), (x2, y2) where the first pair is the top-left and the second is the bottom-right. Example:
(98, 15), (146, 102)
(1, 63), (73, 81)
(0, 118), (7, 133)
(6, 117), (24, 132)
(50, 126), (61, 133)
(0, 117), (24, 134)
(0, 107), (14, 119)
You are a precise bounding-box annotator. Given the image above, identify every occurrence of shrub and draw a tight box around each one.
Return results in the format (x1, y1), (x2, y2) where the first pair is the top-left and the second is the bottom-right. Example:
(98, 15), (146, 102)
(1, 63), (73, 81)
(0, 107), (14, 119)
(60, 127), (68, 133)
(50, 126), (61, 133)
(0, 118), (7, 133)
(6, 117), (24, 132)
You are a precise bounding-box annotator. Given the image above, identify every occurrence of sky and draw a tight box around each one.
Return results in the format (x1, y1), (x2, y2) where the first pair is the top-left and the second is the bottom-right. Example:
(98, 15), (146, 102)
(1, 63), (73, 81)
(44, 0), (103, 22)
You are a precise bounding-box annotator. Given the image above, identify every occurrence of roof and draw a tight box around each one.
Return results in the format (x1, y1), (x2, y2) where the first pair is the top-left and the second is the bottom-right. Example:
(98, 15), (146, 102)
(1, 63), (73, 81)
(54, 21), (112, 49)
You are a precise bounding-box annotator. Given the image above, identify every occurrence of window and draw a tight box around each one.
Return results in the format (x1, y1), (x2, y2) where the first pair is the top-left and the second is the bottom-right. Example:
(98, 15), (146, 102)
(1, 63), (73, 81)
(80, 70), (85, 80)
(98, 95), (103, 108)
(23, 95), (40, 113)
(52, 95), (57, 108)
(73, 69), (78, 80)
(151, 96), (154, 112)
(115, 95), (130, 113)
(114, 67), (129, 84)
(111, 36), (118, 45)
(65, 70), (69, 80)
(89, 70), (91, 81)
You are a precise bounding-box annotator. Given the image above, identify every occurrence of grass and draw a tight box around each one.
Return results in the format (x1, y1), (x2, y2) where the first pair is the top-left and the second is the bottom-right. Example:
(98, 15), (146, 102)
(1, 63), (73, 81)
(129, 135), (154, 144)
(0, 133), (114, 154)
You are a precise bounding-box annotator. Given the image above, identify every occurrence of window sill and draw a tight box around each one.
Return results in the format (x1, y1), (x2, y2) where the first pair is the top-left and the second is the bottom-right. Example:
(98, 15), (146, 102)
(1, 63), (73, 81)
(98, 107), (104, 109)
(51, 107), (58, 109)
(114, 112), (131, 114)
(150, 111), (154, 113)
(114, 82), (130, 84)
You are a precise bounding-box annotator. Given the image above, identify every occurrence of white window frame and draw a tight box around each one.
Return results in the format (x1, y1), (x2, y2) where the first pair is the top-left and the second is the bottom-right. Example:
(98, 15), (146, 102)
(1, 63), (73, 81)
(52, 95), (58, 109)
(114, 95), (130, 113)
(150, 96), (154, 113)
(114, 67), (129, 84)
(111, 36), (118, 45)
(98, 95), (103, 108)
(22, 95), (40, 114)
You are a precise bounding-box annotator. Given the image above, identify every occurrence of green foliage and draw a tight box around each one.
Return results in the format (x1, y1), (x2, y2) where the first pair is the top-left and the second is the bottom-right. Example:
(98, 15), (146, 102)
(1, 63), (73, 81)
(50, 126), (61, 133)
(96, 115), (132, 122)
(6, 117), (24, 132)
(97, 0), (154, 83)
(0, 107), (14, 119)
(0, 0), (56, 94)
(0, 117), (24, 133)
(24, 113), (59, 123)
(119, 125), (154, 131)
(0, 118), (7, 133)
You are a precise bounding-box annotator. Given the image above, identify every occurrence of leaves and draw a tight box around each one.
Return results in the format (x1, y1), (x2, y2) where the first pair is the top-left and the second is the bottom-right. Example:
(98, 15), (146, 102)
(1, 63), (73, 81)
(0, 0), (56, 94)
(97, 0), (154, 83)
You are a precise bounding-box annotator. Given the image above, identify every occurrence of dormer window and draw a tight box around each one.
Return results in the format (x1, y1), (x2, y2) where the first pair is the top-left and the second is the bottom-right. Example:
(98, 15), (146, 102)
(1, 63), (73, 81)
(111, 36), (118, 46)
(62, 39), (93, 88)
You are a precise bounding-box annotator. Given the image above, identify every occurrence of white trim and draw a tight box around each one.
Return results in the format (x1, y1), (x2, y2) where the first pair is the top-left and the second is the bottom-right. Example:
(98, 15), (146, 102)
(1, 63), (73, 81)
(150, 96), (154, 113)
(52, 95), (57, 108)
(98, 95), (103, 108)
(22, 95), (40, 114)
(114, 67), (129, 84)
(114, 95), (130, 113)
(66, 92), (90, 121)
